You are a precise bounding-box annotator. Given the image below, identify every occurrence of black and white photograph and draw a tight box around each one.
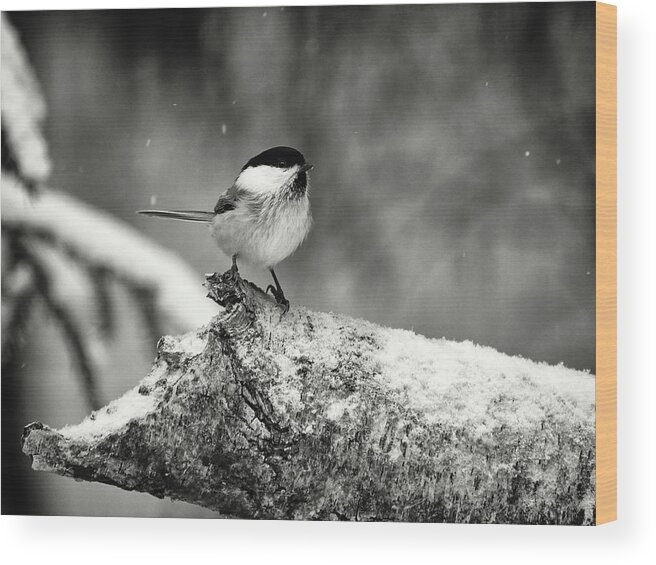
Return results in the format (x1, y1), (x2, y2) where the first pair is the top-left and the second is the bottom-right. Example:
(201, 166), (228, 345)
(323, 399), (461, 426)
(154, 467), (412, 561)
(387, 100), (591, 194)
(2, 2), (600, 524)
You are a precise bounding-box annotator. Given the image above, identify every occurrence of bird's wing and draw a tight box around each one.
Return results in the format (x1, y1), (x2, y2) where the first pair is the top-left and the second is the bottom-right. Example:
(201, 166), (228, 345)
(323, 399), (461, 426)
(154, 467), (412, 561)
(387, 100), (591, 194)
(213, 185), (240, 215)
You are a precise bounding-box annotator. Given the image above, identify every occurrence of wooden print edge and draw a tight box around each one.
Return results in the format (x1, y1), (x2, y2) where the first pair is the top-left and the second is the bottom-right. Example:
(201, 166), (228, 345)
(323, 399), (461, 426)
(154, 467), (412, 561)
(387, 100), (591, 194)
(595, 1), (617, 525)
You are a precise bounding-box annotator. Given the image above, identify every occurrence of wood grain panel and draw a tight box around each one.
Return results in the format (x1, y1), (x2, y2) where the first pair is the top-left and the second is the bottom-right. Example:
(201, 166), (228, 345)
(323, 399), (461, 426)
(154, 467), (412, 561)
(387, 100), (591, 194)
(595, 1), (617, 525)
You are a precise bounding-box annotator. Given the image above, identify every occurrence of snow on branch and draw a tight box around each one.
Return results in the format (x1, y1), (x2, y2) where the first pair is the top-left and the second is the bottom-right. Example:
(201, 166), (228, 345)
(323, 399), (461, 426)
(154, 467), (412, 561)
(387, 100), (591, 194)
(2, 175), (219, 407)
(22, 271), (596, 524)
(2, 175), (220, 332)
(1, 14), (219, 409)
(1, 14), (51, 190)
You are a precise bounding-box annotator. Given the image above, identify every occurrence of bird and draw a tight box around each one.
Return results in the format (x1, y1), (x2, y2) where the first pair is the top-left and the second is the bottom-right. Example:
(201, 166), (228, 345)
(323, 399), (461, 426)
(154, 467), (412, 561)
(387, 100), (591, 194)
(138, 146), (313, 313)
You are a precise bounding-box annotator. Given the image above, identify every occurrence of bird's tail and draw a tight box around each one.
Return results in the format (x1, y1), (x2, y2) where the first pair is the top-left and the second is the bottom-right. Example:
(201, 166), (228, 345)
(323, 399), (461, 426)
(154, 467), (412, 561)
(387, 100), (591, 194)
(137, 210), (215, 223)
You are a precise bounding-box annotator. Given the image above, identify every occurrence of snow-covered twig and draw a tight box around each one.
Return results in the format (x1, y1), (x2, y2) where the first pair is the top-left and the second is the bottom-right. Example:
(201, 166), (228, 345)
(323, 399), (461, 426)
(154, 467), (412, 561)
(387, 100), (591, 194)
(2, 175), (220, 407)
(1, 264), (38, 367)
(22, 271), (596, 524)
(1, 175), (220, 334)
(7, 235), (105, 407)
(1, 14), (51, 190)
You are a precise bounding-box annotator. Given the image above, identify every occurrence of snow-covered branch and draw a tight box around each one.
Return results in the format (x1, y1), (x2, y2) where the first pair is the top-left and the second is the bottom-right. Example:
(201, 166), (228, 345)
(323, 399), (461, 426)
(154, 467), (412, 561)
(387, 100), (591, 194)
(2, 175), (219, 332)
(1, 14), (51, 190)
(1, 14), (218, 408)
(22, 271), (596, 524)
(2, 175), (220, 406)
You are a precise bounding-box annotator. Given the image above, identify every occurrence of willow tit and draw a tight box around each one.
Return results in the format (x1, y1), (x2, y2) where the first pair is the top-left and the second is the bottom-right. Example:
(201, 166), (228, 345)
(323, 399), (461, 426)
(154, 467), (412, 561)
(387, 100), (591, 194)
(138, 146), (313, 312)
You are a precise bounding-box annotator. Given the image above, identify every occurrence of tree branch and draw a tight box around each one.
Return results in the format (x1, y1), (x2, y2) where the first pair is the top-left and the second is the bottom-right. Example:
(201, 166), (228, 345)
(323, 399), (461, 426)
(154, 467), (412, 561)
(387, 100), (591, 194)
(1, 14), (51, 190)
(22, 271), (596, 524)
(1, 174), (220, 335)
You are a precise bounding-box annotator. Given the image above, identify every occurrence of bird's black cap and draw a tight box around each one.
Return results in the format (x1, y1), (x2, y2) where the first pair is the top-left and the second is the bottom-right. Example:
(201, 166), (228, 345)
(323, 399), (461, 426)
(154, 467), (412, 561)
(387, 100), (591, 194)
(242, 146), (306, 170)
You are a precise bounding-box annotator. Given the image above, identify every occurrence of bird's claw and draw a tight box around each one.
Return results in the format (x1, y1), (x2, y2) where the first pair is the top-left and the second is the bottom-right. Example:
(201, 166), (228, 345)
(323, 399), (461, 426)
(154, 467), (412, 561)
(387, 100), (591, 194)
(225, 263), (240, 283)
(266, 285), (290, 315)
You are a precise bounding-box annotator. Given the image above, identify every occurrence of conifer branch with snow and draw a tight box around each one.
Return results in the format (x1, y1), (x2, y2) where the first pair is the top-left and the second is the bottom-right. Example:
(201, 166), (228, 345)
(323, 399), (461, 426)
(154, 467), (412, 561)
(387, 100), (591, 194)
(1, 14), (218, 408)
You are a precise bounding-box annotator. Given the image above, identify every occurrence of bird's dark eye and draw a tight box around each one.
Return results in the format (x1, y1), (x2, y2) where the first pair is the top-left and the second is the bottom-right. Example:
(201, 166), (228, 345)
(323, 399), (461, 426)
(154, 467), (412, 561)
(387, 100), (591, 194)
(277, 160), (286, 167)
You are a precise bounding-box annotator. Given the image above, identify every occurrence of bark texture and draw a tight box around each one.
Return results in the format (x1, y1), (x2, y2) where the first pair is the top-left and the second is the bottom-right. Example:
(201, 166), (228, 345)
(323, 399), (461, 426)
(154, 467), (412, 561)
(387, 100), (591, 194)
(22, 272), (596, 524)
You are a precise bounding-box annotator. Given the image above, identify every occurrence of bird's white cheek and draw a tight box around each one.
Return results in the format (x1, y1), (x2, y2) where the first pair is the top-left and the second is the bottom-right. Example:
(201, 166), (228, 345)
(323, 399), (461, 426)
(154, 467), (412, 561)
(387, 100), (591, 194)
(235, 166), (292, 195)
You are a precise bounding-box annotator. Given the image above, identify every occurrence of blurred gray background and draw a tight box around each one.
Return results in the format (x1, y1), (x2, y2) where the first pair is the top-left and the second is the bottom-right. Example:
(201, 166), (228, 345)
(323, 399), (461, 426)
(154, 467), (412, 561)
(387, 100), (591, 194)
(2, 2), (595, 516)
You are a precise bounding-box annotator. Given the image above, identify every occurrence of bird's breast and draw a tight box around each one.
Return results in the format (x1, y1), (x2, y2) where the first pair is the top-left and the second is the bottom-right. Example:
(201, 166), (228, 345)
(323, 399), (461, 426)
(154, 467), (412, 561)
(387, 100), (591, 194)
(210, 195), (312, 269)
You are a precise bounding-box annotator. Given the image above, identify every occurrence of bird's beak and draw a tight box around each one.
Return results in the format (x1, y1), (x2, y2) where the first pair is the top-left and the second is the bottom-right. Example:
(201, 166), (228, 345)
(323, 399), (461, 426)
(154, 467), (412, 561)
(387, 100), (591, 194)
(298, 163), (314, 174)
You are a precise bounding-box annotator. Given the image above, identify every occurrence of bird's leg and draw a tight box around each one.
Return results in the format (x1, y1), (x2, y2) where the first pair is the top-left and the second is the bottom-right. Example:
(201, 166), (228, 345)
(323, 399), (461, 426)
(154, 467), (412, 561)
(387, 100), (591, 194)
(225, 254), (241, 283)
(266, 268), (290, 314)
